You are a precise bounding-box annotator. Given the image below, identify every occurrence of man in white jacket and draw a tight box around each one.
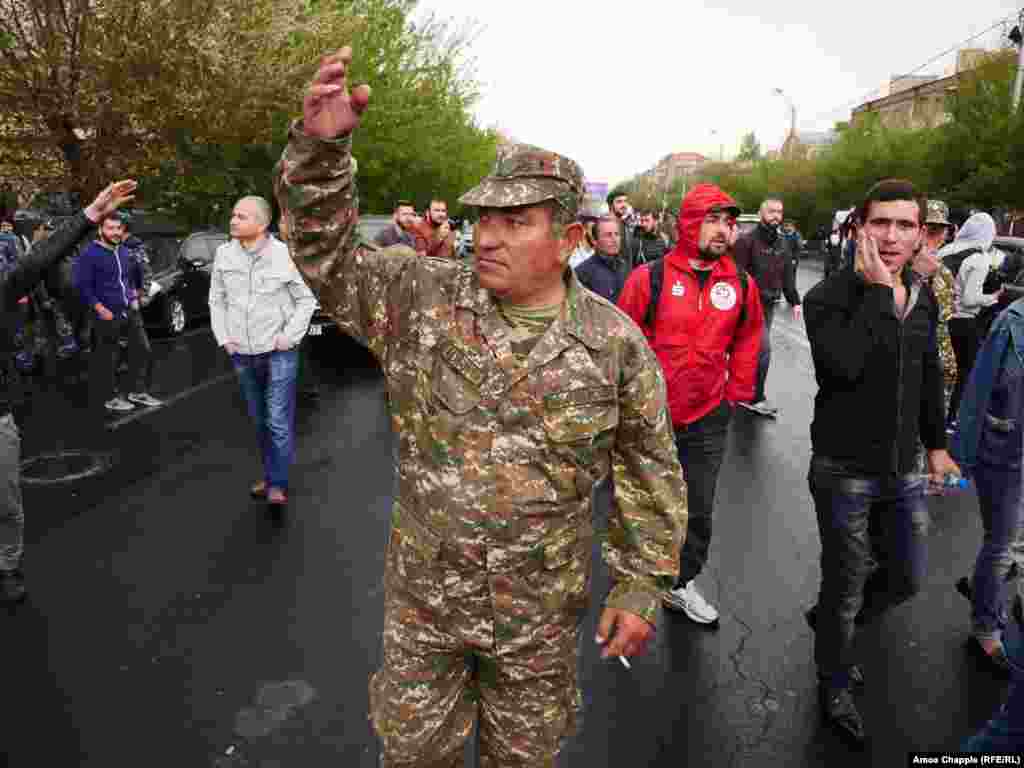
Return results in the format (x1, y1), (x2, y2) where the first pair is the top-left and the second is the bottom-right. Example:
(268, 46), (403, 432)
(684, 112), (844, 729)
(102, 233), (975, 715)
(209, 196), (316, 508)
(941, 212), (1006, 431)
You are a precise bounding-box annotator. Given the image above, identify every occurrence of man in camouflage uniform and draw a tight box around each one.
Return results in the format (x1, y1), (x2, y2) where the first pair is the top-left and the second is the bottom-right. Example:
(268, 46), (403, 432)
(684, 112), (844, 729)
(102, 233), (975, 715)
(274, 48), (687, 767)
(914, 200), (957, 403)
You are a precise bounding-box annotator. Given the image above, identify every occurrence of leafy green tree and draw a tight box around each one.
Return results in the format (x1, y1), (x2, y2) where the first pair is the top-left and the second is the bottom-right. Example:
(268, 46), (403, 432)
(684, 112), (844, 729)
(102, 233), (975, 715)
(930, 49), (1024, 211)
(736, 132), (761, 163)
(1, 0), (497, 226)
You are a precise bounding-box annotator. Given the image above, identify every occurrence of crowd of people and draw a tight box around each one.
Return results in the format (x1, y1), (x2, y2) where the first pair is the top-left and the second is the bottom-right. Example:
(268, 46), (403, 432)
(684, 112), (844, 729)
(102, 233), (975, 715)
(0, 212), (162, 413)
(4, 41), (1024, 763)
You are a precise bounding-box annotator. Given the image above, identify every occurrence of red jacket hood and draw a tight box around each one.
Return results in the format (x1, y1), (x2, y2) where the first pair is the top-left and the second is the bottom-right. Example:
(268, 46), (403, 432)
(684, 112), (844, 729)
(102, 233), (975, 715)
(668, 183), (740, 267)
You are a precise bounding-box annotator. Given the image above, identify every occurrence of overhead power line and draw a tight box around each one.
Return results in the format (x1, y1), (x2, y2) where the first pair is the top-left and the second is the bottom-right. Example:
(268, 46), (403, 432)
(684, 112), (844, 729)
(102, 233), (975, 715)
(805, 10), (1021, 127)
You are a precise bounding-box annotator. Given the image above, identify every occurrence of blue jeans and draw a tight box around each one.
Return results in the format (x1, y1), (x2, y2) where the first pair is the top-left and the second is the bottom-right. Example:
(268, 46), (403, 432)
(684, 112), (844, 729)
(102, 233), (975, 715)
(972, 464), (1024, 643)
(963, 634), (1024, 751)
(808, 456), (929, 681)
(232, 349), (299, 491)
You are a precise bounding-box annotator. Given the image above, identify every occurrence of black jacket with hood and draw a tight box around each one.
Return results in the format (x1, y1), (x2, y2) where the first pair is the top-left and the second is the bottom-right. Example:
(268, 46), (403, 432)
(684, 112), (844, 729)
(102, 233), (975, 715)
(734, 222), (800, 306)
(803, 266), (946, 475)
(0, 212), (97, 414)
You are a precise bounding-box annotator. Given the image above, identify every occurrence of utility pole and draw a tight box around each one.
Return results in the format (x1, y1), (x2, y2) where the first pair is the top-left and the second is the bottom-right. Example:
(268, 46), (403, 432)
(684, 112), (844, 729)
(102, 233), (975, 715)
(1013, 10), (1024, 110)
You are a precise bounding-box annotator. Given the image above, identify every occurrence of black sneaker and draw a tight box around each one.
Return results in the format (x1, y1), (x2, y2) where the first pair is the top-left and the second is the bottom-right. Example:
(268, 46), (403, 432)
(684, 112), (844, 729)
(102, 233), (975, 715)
(820, 685), (866, 747)
(0, 569), (26, 604)
(804, 606), (866, 688)
(955, 576), (972, 601)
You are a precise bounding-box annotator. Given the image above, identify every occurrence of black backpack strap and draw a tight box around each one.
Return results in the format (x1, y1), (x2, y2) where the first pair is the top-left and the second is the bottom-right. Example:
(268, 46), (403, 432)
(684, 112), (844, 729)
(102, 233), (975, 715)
(738, 269), (748, 326)
(643, 258), (665, 330)
(646, 260), (748, 331)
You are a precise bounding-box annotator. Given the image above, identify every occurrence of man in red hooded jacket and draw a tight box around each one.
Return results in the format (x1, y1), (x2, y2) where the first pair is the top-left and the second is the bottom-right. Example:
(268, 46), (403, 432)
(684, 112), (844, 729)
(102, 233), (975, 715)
(619, 184), (763, 624)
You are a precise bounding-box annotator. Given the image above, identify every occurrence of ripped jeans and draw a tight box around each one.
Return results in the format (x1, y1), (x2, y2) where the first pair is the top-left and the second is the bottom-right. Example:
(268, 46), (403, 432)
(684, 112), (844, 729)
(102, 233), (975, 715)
(809, 455), (929, 680)
(972, 464), (1024, 643)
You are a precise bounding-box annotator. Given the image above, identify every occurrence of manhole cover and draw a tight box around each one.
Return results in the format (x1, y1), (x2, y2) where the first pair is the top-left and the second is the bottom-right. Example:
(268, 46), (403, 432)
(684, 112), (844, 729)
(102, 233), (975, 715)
(20, 451), (113, 485)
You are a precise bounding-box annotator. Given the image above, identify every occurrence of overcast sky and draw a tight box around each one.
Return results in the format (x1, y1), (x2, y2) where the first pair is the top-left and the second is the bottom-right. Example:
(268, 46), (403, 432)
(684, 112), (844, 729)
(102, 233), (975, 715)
(416, 0), (1022, 186)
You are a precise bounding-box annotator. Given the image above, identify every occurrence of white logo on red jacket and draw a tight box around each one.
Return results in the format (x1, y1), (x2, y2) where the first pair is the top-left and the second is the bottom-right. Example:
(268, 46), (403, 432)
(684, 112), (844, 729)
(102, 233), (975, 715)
(710, 282), (737, 311)
(671, 280), (685, 297)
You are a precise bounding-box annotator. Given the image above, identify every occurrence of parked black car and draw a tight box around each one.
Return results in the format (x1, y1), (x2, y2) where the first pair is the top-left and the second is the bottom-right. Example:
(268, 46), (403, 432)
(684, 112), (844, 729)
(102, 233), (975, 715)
(307, 214), (392, 339)
(142, 231), (227, 335)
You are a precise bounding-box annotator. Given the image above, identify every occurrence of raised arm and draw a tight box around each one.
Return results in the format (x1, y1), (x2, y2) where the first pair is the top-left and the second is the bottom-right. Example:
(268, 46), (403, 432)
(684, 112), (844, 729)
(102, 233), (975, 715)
(6, 181), (136, 305)
(273, 47), (420, 359)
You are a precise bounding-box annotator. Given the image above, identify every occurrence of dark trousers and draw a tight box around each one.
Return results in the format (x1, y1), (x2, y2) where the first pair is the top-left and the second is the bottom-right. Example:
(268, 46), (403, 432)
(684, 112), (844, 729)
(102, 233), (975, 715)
(948, 316), (981, 424)
(754, 301), (776, 404)
(90, 309), (153, 405)
(808, 456), (928, 681)
(674, 400), (732, 586)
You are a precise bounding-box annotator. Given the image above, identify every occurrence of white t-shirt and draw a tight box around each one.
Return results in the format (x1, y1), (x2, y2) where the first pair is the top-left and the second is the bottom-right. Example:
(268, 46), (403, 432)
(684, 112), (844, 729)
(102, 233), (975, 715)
(569, 245), (593, 270)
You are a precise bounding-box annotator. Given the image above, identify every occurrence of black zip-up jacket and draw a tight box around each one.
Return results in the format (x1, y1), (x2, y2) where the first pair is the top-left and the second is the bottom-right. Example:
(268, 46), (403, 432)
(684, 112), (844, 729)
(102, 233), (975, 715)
(734, 223), (801, 305)
(630, 229), (669, 266)
(574, 250), (630, 304)
(0, 212), (96, 414)
(803, 267), (946, 475)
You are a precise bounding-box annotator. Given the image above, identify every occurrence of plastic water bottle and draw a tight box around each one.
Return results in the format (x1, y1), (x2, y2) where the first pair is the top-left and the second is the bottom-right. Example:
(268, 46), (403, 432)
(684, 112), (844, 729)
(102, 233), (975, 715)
(920, 473), (970, 496)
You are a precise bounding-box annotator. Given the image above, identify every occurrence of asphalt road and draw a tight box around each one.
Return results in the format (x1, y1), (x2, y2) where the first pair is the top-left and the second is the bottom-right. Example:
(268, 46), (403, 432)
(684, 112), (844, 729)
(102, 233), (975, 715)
(3, 261), (1014, 767)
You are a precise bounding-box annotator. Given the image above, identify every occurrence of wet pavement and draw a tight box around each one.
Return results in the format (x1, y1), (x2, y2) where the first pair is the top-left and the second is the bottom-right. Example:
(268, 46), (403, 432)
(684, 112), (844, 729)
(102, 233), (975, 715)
(3, 261), (1015, 767)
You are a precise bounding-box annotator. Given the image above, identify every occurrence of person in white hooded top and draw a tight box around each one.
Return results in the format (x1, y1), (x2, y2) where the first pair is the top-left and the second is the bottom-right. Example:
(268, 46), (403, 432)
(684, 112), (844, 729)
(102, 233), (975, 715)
(941, 212), (1005, 428)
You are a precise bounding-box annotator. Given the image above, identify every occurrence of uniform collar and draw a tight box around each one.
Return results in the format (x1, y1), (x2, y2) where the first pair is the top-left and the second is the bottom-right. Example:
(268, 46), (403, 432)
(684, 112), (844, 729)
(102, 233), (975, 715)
(453, 263), (607, 351)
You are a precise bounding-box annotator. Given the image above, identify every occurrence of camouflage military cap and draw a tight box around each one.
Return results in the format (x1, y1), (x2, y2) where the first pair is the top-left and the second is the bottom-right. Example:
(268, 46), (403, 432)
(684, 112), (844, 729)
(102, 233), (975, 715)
(925, 200), (951, 226)
(459, 143), (584, 216)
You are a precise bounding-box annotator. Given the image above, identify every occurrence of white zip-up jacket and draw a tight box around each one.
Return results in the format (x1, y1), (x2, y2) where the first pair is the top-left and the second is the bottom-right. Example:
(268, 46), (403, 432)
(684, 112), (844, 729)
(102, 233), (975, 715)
(209, 235), (316, 354)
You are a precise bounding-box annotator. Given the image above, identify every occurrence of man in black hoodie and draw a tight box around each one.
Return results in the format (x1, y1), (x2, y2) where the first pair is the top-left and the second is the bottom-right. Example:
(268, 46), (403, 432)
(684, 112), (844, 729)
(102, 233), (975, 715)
(733, 196), (801, 417)
(802, 179), (959, 745)
(0, 180), (136, 603)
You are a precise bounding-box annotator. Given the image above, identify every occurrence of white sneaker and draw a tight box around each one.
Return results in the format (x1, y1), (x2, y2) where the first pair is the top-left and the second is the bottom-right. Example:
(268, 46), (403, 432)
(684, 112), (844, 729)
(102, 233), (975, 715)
(747, 400), (779, 418)
(663, 580), (720, 624)
(127, 392), (163, 408)
(104, 396), (135, 412)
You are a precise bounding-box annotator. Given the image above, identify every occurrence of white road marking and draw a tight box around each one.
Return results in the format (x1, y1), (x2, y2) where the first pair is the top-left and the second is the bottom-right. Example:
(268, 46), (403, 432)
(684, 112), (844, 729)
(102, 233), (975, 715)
(105, 370), (236, 431)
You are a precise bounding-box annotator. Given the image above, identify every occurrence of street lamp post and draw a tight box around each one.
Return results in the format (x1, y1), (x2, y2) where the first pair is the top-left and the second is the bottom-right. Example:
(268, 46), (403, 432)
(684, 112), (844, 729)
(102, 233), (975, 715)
(773, 87), (797, 155)
(710, 130), (724, 162)
(1011, 13), (1024, 110)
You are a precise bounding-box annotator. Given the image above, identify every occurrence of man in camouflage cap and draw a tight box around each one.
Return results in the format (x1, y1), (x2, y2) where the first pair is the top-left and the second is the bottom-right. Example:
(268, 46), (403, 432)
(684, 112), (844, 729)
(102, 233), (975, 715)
(923, 199), (955, 254)
(459, 142), (585, 213)
(274, 47), (686, 767)
(912, 200), (957, 397)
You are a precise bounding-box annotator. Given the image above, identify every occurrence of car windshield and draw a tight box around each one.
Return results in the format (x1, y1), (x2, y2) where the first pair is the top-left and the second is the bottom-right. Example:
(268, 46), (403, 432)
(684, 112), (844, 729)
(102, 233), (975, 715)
(180, 233), (226, 267)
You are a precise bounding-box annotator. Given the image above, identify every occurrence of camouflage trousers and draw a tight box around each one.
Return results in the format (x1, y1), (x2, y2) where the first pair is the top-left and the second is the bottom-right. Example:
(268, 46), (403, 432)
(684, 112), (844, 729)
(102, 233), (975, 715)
(370, 539), (586, 767)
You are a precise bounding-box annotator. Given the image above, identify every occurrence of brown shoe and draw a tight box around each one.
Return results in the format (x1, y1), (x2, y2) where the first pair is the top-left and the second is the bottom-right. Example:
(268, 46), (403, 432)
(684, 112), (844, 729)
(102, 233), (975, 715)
(267, 487), (287, 506)
(250, 481), (267, 499)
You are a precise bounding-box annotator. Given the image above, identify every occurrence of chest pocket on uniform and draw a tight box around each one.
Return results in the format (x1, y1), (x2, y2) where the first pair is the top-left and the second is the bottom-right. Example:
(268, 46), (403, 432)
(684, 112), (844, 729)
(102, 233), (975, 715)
(542, 385), (619, 444)
(427, 343), (484, 459)
(431, 341), (484, 415)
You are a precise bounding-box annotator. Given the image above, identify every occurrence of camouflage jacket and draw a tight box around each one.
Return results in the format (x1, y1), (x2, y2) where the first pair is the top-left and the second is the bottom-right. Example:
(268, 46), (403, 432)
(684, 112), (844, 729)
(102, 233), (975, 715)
(274, 124), (686, 626)
(931, 265), (957, 388)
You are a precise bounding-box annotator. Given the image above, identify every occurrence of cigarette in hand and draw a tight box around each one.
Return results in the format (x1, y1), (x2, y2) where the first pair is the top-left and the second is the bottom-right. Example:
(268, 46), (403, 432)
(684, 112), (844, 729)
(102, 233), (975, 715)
(595, 634), (631, 669)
